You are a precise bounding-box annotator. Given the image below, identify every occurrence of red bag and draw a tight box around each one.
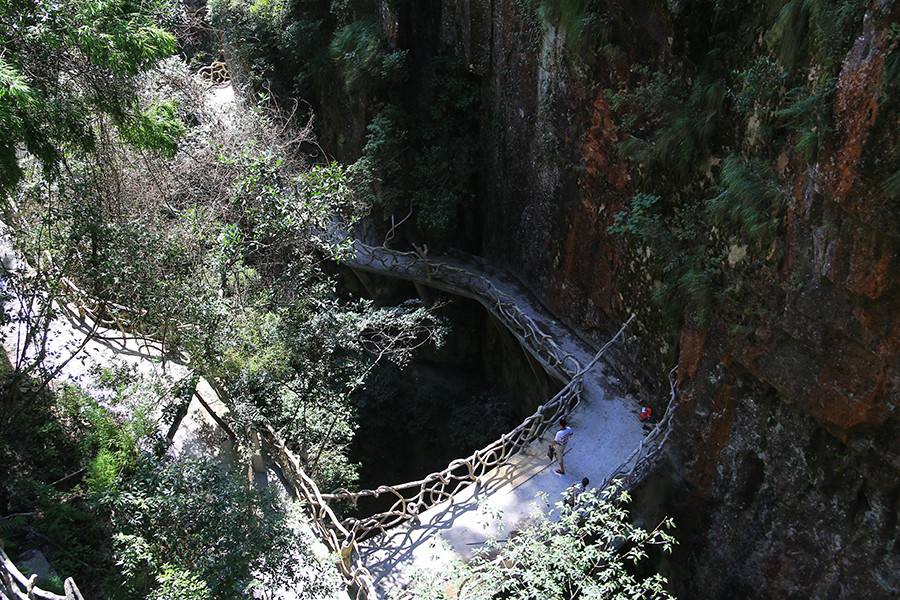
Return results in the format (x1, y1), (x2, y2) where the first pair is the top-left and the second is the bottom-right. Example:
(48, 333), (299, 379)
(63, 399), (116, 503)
(639, 406), (652, 422)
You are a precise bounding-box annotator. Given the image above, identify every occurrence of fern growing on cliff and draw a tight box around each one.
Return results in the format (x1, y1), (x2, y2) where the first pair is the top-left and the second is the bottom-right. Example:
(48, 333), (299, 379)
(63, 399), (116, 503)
(707, 155), (786, 249)
(329, 19), (383, 92)
(766, 0), (867, 72)
(773, 79), (835, 163)
(538, 0), (593, 40)
(617, 76), (726, 185)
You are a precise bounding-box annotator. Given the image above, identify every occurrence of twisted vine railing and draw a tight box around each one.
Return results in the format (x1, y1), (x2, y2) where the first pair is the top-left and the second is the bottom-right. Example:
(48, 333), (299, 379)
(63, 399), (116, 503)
(18, 233), (677, 599)
(1, 549), (84, 600)
(57, 277), (175, 357)
(321, 313), (635, 541)
(324, 376), (584, 539)
(259, 426), (378, 599)
(333, 238), (583, 382)
(197, 60), (230, 85)
(595, 367), (679, 492)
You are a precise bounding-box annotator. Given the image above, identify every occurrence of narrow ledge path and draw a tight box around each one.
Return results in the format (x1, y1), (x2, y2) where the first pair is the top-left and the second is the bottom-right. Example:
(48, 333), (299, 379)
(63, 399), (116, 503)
(332, 240), (648, 597)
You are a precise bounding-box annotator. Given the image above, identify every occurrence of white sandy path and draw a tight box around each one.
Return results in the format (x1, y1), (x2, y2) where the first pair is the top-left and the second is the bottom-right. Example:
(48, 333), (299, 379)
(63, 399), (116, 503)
(1, 224), (350, 599)
(339, 244), (646, 598)
(0, 224), (234, 462)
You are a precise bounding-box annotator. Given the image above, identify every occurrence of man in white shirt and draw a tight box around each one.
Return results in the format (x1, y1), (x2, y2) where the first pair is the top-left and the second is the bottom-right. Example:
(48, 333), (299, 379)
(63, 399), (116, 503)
(550, 418), (574, 475)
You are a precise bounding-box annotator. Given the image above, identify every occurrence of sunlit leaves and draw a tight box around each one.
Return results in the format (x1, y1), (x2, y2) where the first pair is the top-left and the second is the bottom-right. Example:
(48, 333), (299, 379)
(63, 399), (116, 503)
(410, 482), (676, 599)
(0, 0), (177, 189)
(118, 99), (185, 157)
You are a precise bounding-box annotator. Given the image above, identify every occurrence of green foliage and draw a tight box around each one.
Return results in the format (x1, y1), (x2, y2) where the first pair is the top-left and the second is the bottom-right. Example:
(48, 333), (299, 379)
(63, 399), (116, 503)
(609, 193), (664, 239)
(707, 155), (786, 249)
(118, 100), (186, 157)
(0, 0), (177, 190)
(0, 372), (177, 595)
(348, 106), (407, 210)
(409, 483), (676, 599)
(538, 0), (593, 39)
(766, 0), (866, 72)
(351, 57), (479, 243)
(773, 79), (835, 163)
(730, 56), (786, 145)
(610, 153), (785, 328)
(329, 19), (384, 92)
(72, 0), (176, 74)
(615, 75), (726, 185)
(247, 0), (288, 24)
(149, 566), (211, 600)
(603, 0), (871, 334)
(54, 383), (156, 498)
(109, 458), (304, 598)
(208, 0), (331, 95)
(609, 193), (718, 325)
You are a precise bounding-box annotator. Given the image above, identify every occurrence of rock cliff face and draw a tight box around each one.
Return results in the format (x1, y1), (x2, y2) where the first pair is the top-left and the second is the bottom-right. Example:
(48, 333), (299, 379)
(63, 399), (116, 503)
(381, 0), (898, 597)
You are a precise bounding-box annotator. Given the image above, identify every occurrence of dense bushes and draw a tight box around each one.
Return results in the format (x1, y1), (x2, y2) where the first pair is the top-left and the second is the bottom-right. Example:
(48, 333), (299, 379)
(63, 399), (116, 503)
(110, 458), (307, 598)
(0, 369), (319, 598)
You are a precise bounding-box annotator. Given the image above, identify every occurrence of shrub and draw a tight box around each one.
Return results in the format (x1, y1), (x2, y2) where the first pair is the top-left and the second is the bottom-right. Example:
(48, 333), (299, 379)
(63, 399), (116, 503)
(707, 155), (786, 249)
(329, 19), (384, 92)
(409, 483), (676, 599)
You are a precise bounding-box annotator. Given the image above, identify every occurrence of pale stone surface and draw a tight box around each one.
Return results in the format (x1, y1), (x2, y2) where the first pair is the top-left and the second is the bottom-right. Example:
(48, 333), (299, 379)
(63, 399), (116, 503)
(345, 244), (646, 597)
(15, 550), (56, 583)
(358, 367), (643, 597)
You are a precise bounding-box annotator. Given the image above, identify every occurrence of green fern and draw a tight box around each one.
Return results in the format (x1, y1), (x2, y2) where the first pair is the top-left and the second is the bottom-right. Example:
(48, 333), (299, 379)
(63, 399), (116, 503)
(619, 77), (725, 182)
(766, 0), (811, 71)
(774, 80), (835, 163)
(881, 169), (900, 200)
(329, 19), (383, 92)
(766, 0), (866, 71)
(707, 155), (786, 248)
(538, 0), (594, 41)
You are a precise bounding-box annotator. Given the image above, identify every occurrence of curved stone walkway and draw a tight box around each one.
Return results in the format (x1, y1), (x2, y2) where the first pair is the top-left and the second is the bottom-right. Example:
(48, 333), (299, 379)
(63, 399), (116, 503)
(335, 240), (647, 597)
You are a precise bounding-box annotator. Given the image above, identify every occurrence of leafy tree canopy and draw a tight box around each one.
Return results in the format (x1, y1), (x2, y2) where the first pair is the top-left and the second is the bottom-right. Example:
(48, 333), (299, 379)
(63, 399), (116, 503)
(0, 0), (179, 190)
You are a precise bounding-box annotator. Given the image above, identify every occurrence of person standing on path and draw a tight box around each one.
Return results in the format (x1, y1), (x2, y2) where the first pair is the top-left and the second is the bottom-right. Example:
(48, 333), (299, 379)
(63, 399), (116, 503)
(550, 418), (574, 475)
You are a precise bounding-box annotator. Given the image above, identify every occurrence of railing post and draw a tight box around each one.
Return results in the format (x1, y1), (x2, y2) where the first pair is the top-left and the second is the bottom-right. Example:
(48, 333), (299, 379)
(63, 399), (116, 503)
(0, 563), (12, 595)
(64, 578), (85, 600)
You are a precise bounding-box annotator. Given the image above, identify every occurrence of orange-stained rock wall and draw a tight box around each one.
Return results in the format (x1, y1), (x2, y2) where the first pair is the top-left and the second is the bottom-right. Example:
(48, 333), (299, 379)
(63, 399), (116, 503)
(434, 0), (899, 597)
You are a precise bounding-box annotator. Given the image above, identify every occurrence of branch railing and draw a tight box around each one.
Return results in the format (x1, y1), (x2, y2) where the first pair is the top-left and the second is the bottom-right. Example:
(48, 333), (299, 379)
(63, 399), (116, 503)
(14, 231), (677, 599)
(595, 367), (679, 492)
(333, 238), (583, 382)
(1, 549), (84, 600)
(259, 425), (378, 599)
(324, 376), (585, 540)
(55, 277), (184, 358)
